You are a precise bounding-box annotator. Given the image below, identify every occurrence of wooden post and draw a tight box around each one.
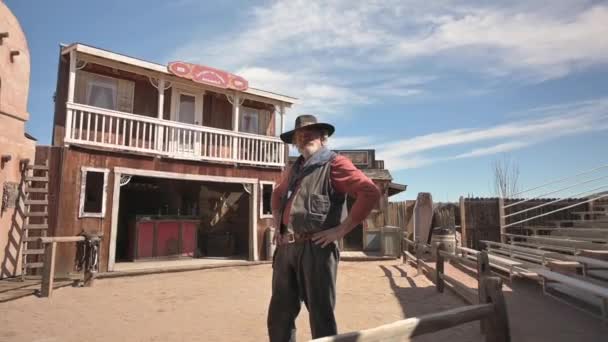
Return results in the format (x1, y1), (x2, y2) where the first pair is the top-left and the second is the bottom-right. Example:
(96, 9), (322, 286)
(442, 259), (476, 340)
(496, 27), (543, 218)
(279, 103), (285, 135)
(232, 94), (240, 161)
(498, 198), (506, 244)
(435, 242), (445, 293)
(156, 78), (165, 151)
(481, 277), (510, 342)
(477, 251), (491, 281)
(415, 242), (422, 276)
(460, 196), (467, 248)
(402, 238), (408, 265)
(40, 242), (57, 298)
(477, 251), (491, 333)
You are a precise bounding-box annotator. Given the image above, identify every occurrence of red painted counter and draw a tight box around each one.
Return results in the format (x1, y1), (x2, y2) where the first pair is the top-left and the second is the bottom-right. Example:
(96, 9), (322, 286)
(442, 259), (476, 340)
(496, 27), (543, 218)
(129, 217), (198, 260)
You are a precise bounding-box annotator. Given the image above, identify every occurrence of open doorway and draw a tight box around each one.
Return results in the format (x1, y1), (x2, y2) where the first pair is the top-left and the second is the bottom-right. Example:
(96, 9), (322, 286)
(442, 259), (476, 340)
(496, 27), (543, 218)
(342, 196), (363, 251)
(115, 176), (251, 263)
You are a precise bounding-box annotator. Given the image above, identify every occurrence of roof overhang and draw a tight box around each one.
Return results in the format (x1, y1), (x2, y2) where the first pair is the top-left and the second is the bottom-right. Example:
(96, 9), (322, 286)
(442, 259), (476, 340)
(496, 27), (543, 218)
(388, 182), (407, 197)
(60, 43), (299, 106)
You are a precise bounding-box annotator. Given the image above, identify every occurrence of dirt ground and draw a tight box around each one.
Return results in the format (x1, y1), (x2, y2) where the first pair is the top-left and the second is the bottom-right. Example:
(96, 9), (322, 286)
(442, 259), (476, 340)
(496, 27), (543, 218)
(1, 260), (606, 341)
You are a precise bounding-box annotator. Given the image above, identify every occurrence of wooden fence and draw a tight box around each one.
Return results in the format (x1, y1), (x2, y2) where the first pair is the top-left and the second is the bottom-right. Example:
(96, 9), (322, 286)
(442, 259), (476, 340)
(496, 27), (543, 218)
(313, 273), (508, 342)
(311, 239), (510, 341)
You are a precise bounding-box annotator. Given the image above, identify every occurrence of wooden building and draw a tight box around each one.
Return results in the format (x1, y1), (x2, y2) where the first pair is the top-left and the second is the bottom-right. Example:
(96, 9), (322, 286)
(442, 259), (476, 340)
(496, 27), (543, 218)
(40, 43), (297, 276)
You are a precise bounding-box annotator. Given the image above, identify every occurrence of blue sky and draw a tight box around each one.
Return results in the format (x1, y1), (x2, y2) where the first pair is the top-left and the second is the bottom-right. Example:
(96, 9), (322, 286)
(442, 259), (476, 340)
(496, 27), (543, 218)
(7, 0), (608, 201)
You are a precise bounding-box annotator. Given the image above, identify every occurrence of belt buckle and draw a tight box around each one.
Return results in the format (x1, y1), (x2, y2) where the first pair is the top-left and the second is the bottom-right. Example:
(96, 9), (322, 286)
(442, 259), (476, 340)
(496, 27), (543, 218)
(287, 233), (295, 243)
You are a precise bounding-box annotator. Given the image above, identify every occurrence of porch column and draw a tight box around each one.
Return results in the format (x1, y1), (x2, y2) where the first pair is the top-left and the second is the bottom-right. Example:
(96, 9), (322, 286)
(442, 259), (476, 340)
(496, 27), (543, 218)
(279, 103), (285, 134)
(279, 103), (287, 166)
(156, 77), (165, 151)
(157, 78), (165, 119)
(65, 50), (77, 142)
(232, 94), (240, 161)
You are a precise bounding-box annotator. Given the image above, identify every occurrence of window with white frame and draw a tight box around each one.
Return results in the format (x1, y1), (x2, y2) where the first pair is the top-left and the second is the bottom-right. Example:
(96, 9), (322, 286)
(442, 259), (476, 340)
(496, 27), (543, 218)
(170, 88), (203, 125)
(260, 182), (275, 218)
(75, 71), (134, 112)
(240, 107), (260, 134)
(87, 77), (117, 110)
(79, 167), (109, 218)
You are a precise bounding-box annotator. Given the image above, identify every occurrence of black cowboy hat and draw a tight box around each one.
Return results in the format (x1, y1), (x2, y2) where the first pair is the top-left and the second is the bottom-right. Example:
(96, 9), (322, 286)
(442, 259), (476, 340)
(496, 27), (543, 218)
(280, 114), (335, 144)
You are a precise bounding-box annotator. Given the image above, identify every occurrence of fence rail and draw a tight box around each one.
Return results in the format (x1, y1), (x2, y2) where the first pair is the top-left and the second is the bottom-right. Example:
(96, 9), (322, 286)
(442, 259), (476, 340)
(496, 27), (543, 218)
(315, 240), (509, 342)
(499, 163), (608, 242)
(38, 235), (100, 298)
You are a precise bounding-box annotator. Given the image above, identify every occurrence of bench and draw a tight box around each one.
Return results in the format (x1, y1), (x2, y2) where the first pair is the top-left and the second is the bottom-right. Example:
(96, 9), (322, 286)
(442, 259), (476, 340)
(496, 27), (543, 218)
(578, 249), (608, 261)
(461, 242), (530, 279)
(504, 233), (608, 251)
(481, 240), (560, 262)
(510, 241), (576, 254)
(532, 268), (608, 320)
(545, 253), (608, 278)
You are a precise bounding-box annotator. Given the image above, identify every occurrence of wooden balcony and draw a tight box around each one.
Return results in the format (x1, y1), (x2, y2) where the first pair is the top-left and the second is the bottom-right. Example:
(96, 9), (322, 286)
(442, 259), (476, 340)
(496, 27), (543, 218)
(64, 102), (286, 167)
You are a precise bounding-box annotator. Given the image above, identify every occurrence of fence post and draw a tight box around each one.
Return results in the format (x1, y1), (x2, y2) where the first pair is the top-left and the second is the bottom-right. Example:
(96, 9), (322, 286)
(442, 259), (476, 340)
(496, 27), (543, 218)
(402, 238), (408, 265)
(40, 242), (57, 298)
(415, 242), (422, 276)
(481, 277), (510, 342)
(477, 250), (491, 333)
(435, 242), (444, 293)
(498, 198), (506, 244)
(460, 196), (467, 248)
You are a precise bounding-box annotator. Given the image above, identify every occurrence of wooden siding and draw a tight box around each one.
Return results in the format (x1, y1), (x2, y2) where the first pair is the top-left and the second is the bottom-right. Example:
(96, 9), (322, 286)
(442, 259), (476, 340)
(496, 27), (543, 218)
(49, 146), (282, 275)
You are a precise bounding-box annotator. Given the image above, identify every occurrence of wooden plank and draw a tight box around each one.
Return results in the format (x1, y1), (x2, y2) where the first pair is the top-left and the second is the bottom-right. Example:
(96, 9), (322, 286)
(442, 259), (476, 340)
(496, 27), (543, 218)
(311, 304), (494, 342)
(533, 268), (608, 298)
(39, 236), (85, 244)
(504, 233), (608, 250)
(578, 249), (608, 260)
(510, 241), (575, 254)
(26, 165), (49, 170)
(40, 242), (57, 297)
(23, 249), (45, 255)
(458, 246), (480, 255)
(488, 254), (522, 266)
(555, 254), (608, 269)
(25, 188), (48, 193)
(24, 224), (49, 230)
(25, 176), (49, 182)
(545, 260), (582, 273)
(24, 200), (49, 205)
(480, 277), (510, 342)
(24, 212), (48, 217)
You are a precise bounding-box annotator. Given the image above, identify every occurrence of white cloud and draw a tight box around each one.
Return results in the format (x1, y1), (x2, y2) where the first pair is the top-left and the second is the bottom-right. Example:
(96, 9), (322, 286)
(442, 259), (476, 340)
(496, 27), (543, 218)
(166, 1), (608, 115)
(391, 5), (608, 80)
(372, 98), (608, 170)
(451, 141), (530, 159)
(237, 67), (369, 116)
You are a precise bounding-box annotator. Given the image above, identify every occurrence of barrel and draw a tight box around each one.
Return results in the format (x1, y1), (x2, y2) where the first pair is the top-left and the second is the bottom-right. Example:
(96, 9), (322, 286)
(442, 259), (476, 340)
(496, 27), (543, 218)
(430, 231), (457, 255)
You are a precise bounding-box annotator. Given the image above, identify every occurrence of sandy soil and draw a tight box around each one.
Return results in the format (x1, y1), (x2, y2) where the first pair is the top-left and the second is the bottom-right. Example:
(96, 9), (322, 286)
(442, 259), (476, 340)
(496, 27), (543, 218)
(1, 260), (606, 341)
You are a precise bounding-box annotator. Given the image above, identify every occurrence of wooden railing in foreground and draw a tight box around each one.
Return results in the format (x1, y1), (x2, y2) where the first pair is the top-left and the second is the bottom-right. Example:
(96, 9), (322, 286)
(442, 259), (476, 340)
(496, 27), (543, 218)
(403, 238), (492, 304)
(312, 276), (509, 342)
(39, 235), (100, 298)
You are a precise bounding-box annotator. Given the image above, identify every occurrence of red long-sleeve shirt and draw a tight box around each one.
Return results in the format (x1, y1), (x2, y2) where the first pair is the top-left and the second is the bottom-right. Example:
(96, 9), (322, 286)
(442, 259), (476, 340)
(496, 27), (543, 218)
(271, 155), (381, 227)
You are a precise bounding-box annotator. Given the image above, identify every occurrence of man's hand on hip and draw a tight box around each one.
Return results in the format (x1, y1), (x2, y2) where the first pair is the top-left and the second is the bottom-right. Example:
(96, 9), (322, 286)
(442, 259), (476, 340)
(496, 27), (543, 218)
(312, 226), (346, 248)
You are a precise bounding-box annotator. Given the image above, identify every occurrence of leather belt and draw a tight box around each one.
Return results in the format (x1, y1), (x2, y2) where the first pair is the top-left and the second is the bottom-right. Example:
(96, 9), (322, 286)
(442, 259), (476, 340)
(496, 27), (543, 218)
(278, 232), (317, 245)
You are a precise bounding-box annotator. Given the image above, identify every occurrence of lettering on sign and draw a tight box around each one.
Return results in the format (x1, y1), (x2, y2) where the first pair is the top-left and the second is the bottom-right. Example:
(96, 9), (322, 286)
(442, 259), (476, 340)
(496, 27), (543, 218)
(168, 62), (248, 91)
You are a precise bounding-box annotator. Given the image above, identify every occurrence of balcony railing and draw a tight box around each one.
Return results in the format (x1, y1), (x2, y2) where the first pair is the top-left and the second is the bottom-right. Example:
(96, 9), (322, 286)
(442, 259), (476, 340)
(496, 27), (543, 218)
(64, 102), (285, 167)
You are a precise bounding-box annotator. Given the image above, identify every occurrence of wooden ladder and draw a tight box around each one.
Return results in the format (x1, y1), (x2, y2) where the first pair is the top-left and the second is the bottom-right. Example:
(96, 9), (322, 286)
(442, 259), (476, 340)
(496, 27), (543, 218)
(20, 161), (50, 280)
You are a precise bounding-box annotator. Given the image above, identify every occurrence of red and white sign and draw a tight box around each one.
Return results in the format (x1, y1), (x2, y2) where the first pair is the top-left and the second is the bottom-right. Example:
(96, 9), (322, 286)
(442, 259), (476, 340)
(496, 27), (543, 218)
(167, 61), (249, 91)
